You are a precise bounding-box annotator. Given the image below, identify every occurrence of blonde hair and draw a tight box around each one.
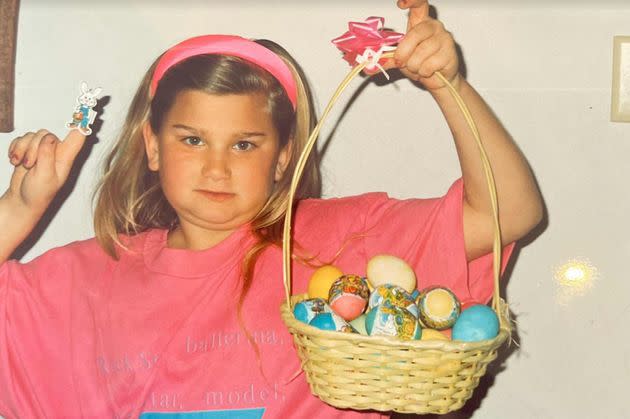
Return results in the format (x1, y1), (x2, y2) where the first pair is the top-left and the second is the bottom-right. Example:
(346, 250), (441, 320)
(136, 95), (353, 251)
(93, 40), (321, 306)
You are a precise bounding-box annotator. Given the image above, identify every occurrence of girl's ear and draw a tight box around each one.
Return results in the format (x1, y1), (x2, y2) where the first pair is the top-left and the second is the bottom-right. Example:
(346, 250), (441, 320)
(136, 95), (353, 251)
(142, 121), (160, 171)
(274, 140), (292, 182)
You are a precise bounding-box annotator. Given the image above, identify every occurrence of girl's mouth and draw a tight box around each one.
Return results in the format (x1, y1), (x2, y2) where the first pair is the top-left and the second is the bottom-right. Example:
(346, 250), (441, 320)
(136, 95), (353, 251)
(196, 190), (236, 202)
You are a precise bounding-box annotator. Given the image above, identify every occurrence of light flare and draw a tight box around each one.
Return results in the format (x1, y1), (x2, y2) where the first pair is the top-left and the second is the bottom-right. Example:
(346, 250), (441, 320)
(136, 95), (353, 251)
(554, 259), (597, 286)
(553, 259), (598, 305)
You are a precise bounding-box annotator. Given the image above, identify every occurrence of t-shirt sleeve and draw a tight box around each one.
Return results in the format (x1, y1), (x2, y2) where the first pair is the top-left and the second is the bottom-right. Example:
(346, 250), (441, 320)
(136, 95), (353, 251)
(361, 178), (515, 305)
(0, 244), (92, 416)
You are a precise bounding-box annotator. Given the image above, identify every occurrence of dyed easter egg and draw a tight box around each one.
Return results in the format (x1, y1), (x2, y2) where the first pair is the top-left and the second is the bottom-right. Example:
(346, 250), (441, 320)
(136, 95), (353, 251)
(309, 312), (357, 333)
(293, 298), (332, 324)
(328, 274), (370, 321)
(308, 265), (344, 300)
(417, 286), (461, 330)
(368, 284), (418, 318)
(349, 314), (368, 335)
(420, 328), (450, 341)
(366, 254), (416, 292)
(365, 302), (421, 340)
(452, 304), (499, 342)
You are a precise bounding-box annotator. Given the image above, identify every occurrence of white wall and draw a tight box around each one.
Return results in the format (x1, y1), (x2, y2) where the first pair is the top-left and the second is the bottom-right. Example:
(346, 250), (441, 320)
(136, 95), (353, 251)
(1, 1), (629, 418)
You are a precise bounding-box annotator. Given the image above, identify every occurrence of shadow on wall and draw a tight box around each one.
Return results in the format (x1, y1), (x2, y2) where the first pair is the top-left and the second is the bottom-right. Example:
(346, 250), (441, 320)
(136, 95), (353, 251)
(10, 96), (110, 261)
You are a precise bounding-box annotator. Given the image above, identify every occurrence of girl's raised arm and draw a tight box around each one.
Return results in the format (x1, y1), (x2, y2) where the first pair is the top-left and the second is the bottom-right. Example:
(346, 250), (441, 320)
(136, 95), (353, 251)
(0, 129), (86, 263)
(383, 0), (543, 261)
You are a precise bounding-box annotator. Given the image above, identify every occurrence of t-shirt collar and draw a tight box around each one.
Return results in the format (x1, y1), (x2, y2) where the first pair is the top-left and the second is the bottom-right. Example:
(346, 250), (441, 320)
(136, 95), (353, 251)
(143, 225), (255, 278)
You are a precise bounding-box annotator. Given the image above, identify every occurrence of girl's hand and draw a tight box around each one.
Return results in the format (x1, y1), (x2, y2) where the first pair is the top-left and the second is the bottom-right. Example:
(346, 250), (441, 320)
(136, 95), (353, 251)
(4, 129), (86, 217)
(383, 0), (461, 92)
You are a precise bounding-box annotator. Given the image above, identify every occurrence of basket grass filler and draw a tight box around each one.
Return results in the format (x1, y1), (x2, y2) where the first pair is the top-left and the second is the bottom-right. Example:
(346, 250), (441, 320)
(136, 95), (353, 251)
(278, 30), (511, 415)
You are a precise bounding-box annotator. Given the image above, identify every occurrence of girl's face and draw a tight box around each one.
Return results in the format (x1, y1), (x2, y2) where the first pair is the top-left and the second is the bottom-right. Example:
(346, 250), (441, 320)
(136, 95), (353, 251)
(143, 90), (290, 248)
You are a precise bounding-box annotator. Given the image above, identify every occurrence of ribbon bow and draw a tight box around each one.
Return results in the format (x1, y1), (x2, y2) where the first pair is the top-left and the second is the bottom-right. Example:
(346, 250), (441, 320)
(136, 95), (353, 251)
(331, 16), (404, 79)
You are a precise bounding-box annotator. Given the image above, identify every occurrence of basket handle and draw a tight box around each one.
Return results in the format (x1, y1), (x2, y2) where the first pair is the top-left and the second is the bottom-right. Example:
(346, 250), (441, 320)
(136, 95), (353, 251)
(282, 51), (504, 327)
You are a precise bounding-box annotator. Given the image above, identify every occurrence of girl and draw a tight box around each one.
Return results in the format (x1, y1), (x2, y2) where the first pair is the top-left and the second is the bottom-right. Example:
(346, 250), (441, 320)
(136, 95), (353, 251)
(0, 1), (542, 417)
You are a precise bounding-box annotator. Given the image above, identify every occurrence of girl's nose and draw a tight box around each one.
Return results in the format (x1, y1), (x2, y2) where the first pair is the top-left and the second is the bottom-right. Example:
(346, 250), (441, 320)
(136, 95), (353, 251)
(201, 151), (231, 180)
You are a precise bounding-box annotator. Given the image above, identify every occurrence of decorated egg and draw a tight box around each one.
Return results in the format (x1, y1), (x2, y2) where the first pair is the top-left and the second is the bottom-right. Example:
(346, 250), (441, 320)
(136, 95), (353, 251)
(349, 314), (368, 335)
(365, 302), (421, 340)
(309, 312), (357, 333)
(368, 284), (418, 318)
(293, 298), (332, 324)
(416, 286), (460, 330)
(366, 254), (416, 292)
(308, 265), (344, 300)
(420, 328), (450, 341)
(452, 304), (499, 342)
(328, 274), (370, 321)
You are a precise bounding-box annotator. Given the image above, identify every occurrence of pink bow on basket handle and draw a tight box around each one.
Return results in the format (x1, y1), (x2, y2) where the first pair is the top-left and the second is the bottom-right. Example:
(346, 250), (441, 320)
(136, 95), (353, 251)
(331, 16), (404, 79)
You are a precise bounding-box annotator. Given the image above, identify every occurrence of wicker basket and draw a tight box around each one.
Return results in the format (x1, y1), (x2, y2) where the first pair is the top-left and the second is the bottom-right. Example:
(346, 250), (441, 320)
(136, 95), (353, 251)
(279, 52), (511, 415)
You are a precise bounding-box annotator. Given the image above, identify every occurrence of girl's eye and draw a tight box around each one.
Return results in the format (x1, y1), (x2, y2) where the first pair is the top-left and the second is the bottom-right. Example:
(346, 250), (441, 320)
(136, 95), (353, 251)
(233, 141), (255, 151)
(183, 136), (203, 146)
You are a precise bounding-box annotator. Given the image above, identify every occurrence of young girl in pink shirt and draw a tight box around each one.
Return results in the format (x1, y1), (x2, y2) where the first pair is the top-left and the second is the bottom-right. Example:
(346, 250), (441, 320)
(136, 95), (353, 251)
(0, 1), (542, 417)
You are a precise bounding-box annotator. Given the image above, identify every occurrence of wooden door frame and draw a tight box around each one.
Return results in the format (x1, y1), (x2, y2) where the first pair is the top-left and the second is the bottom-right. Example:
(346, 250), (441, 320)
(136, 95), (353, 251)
(0, 0), (20, 133)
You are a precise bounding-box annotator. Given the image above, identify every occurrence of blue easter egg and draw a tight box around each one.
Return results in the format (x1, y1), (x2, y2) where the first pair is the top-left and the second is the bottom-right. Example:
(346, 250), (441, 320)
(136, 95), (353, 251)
(452, 305), (499, 342)
(293, 303), (309, 323)
(293, 298), (330, 324)
(365, 307), (377, 335)
(309, 313), (337, 331)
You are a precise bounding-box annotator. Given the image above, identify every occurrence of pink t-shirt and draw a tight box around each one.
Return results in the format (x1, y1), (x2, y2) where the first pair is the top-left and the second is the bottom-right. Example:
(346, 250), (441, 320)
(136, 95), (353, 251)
(0, 179), (513, 418)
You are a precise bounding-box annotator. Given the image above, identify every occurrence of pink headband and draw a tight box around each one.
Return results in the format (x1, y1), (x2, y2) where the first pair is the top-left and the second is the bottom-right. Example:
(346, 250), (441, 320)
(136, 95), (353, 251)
(150, 35), (298, 110)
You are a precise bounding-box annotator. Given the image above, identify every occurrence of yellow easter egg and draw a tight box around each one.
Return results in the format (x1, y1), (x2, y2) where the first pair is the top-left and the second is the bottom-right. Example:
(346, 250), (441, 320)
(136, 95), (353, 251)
(420, 328), (450, 341)
(308, 265), (343, 300)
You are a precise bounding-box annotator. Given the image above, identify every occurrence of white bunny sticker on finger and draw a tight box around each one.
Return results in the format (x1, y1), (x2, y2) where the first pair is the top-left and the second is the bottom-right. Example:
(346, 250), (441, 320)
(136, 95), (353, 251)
(66, 81), (103, 136)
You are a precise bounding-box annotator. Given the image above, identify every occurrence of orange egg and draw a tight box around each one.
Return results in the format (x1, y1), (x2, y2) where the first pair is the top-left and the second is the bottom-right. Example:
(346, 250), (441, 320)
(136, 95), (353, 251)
(307, 265), (343, 300)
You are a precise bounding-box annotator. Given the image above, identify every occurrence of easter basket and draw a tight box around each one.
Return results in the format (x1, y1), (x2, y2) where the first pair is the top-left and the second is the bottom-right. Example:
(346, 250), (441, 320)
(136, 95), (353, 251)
(278, 42), (511, 414)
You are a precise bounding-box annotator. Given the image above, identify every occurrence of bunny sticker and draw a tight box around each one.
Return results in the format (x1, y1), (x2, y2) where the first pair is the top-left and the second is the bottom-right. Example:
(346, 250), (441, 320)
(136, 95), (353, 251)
(66, 81), (103, 136)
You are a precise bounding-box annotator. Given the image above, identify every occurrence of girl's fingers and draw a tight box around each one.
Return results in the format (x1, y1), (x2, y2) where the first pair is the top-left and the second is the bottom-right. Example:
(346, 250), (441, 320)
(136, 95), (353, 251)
(22, 129), (51, 169)
(8, 137), (21, 165)
(395, 20), (440, 65)
(6, 128), (85, 186)
(31, 133), (59, 181)
(403, 36), (442, 74)
(417, 53), (448, 79)
(8, 131), (35, 166)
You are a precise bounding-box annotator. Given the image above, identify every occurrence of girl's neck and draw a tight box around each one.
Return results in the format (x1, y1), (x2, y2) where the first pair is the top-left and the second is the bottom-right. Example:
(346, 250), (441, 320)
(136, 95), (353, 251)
(166, 225), (237, 250)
